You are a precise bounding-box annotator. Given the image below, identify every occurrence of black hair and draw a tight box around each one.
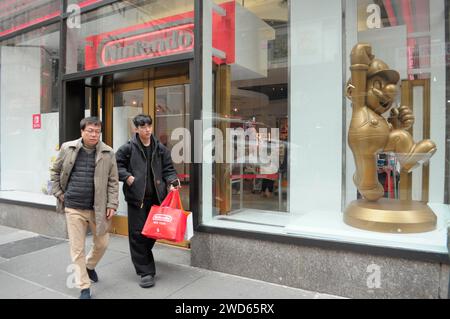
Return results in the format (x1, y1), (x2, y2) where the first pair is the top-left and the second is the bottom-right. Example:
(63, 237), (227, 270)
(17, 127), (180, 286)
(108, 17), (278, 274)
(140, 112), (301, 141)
(133, 114), (153, 127)
(80, 117), (102, 130)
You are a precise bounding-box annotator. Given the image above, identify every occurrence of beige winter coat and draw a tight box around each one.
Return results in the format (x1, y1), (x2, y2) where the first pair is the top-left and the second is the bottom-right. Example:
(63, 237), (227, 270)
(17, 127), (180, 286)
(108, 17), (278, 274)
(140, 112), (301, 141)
(50, 138), (119, 235)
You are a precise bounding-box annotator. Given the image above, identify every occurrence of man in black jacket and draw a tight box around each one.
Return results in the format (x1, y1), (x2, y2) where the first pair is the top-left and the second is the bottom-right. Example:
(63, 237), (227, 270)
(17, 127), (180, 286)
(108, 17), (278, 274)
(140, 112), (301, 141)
(116, 114), (179, 288)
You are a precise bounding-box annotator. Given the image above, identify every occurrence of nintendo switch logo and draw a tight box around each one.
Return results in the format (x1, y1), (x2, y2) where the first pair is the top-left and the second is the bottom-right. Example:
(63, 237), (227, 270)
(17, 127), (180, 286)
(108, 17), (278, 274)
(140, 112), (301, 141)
(32, 114), (41, 129)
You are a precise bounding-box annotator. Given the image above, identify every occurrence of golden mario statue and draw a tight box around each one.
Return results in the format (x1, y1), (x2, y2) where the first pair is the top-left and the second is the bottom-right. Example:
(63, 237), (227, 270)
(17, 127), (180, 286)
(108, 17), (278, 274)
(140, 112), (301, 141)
(344, 43), (437, 233)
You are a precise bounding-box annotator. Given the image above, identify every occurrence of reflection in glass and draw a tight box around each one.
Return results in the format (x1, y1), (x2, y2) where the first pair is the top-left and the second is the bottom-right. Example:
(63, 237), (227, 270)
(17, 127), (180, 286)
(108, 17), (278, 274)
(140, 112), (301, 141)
(210, 1), (289, 224)
(155, 84), (190, 210)
(113, 89), (144, 216)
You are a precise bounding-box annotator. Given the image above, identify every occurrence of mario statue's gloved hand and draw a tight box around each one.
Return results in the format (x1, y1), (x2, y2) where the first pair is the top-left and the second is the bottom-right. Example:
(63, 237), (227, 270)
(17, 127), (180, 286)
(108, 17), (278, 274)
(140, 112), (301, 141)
(350, 43), (374, 66)
(390, 105), (415, 130)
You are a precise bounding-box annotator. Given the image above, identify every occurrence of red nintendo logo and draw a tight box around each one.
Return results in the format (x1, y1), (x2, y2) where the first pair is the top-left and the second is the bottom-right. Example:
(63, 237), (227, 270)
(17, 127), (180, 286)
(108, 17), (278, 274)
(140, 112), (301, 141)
(153, 214), (173, 223)
(100, 23), (194, 67)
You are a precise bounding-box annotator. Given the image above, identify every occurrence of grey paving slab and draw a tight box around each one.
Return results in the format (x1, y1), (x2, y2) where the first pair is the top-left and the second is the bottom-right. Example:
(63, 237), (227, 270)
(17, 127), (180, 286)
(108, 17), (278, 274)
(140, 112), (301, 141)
(167, 270), (322, 299)
(108, 235), (191, 266)
(0, 241), (129, 298)
(0, 225), (20, 235)
(0, 227), (345, 299)
(0, 236), (64, 258)
(153, 243), (191, 267)
(91, 258), (205, 299)
(107, 234), (130, 254)
(20, 288), (73, 299)
(0, 271), (43, 299)
(0, 226), (38, 245)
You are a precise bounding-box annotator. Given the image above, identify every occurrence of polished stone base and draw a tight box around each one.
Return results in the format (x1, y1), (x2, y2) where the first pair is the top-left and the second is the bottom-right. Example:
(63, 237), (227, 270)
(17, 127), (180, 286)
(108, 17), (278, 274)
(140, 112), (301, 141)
(191, 232), (449, 299)
(0, 202), (67, 239)
(344, 199), (437, 233)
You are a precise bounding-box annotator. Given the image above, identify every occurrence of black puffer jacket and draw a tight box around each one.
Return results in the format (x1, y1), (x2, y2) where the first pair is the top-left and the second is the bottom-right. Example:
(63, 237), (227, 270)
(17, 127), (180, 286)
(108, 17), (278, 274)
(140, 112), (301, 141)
(116, 133), (178, 207)
(64, 148), (96, 210)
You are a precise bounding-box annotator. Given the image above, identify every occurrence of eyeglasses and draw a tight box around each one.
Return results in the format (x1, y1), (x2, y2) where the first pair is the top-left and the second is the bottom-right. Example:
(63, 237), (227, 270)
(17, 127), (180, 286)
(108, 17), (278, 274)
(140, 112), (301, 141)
(84, 129), (101, 135)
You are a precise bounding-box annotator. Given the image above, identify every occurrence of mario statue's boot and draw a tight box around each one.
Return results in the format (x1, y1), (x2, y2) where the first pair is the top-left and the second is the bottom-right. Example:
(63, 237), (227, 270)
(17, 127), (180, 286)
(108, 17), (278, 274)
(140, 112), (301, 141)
(396, 140), (436, 173)
(352, 153), (385, 201)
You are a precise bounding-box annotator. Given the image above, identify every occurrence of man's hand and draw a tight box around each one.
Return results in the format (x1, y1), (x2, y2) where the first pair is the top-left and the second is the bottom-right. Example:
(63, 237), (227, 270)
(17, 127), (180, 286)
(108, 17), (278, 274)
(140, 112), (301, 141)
(169, 184), (181, 191)
(126, 176), (135, 186)
(58, 194), (64, 202)
(106, 208), (116, 220)
(390, 106), (414, 130)
(168, 179), (181, 191)
(350, 43), (374, 66)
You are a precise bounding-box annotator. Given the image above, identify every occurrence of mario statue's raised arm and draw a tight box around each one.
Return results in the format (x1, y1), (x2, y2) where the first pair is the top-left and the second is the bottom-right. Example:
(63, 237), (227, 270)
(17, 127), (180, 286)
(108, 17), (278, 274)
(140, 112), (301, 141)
(346, 43), (374, 112)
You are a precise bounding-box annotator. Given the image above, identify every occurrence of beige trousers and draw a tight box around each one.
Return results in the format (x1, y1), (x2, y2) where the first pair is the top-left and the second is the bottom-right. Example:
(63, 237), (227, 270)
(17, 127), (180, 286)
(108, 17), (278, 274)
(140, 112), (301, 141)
(65, 207), (109, 289)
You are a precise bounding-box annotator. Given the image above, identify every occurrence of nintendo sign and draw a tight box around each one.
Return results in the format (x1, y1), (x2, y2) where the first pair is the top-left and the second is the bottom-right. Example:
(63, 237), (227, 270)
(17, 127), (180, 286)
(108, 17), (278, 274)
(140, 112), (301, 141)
(100, 24), (194, 67)
(85, 2), (235, 70)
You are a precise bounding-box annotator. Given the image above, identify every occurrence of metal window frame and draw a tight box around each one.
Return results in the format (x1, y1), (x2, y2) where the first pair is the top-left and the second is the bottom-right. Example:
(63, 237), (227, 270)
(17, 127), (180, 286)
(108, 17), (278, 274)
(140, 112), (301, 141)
(59, 0), (67, 146)
(190, 0), (203, 230)
(62, 54), (194, 82)
(341, 0), (348, 211)
(445, 0), (450, 205)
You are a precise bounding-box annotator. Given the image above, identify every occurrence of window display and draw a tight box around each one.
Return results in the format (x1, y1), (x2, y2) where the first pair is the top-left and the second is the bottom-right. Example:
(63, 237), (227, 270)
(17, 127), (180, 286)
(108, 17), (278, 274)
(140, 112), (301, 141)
(200, 0), (449, 254)
(0, 24), (60, 205)
(206, 0), (289, 224)
(334, 0), (447, 250)
(344, 43), (437, 233)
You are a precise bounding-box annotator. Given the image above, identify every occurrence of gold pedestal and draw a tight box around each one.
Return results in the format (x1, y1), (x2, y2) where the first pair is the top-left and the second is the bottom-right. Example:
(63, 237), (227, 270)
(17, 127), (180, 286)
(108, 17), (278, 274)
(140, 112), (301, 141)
(344, 199), (437, 233)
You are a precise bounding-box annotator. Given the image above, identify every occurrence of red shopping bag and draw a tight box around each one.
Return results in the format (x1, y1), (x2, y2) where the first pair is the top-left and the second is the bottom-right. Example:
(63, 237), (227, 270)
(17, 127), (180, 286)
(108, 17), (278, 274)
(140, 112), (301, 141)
(141, 189), (189, 242)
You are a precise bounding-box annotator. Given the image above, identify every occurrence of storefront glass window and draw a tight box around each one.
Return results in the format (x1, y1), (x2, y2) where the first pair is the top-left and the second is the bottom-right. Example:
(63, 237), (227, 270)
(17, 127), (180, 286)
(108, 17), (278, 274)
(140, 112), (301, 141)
(346, 0), (446, 205)
(66, 0), (195, 73)
(342, 0), (449, 252)
(0, 24), (60, 205)
(202, 0), (289, 226)
(0, 0), (60, 38)
(201, 0), (449, 254)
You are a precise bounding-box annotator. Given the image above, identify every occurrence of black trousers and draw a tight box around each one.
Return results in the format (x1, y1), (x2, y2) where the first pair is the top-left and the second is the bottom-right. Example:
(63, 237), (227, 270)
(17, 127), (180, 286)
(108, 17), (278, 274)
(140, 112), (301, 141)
(127, 199), (157, 277)
(261, 179), (274, 192)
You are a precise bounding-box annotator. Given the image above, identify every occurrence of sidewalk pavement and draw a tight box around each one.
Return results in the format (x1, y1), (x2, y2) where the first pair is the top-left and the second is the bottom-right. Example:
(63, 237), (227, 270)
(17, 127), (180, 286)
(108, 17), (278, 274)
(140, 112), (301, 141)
(0, 225), (343, 299)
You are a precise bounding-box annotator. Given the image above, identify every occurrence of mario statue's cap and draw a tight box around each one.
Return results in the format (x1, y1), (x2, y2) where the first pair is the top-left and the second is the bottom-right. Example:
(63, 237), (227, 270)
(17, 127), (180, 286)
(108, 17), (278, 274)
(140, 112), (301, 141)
(367, 58), (400, 84)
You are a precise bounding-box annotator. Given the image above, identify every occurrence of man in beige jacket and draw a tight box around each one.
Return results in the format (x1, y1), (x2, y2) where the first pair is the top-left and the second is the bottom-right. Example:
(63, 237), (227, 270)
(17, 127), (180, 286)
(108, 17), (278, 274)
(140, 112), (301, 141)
(50, 117), (119, 299)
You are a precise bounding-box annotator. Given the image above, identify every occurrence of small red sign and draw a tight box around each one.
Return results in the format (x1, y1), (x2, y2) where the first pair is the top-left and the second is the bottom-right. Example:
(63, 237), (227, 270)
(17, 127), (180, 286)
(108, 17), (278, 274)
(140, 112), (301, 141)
(32, 114), (41, 129)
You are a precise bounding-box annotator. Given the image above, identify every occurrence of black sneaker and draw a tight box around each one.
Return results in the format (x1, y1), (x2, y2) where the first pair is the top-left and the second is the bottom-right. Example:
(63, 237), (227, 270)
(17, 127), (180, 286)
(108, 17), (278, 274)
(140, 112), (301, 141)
(79, 288), (91, 299)
(86, 268), (98, 283)
(139, 275), (155, 288)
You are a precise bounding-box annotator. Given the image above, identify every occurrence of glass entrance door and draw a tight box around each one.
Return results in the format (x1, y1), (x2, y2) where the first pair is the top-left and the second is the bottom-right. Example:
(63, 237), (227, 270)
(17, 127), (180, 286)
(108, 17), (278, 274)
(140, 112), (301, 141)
(105, 68), (190, 241)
